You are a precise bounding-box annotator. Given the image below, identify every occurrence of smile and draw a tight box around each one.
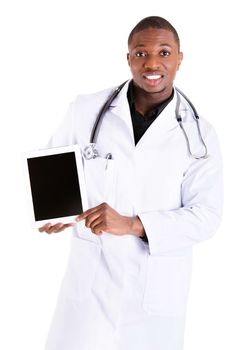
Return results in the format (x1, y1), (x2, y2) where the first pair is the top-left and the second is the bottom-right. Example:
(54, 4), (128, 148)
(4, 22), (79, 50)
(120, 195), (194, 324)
(143, 74), (162, 80)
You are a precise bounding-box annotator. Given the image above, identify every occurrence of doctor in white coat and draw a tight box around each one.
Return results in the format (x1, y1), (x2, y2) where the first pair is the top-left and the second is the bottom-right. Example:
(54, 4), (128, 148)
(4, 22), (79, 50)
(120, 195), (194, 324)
(40, 16), (223, 350)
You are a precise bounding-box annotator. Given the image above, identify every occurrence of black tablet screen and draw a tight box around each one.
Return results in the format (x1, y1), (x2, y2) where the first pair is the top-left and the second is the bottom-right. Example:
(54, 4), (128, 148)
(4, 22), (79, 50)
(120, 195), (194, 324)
(27, 152), (83, 221)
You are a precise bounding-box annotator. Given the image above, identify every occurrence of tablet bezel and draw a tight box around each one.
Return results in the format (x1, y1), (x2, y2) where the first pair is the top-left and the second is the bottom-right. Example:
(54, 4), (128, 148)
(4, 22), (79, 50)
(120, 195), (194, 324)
(23, 144), (88, 228)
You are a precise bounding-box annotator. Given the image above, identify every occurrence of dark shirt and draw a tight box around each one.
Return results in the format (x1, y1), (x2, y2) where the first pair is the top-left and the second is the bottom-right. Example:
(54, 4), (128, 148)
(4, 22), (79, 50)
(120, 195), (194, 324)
(127, 80), (174, 145)
(127, 80), (174, 242)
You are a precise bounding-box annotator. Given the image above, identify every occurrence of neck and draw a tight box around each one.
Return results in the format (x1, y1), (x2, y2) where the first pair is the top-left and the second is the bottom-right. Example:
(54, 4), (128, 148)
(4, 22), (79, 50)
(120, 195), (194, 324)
(133, 83), (173, 115)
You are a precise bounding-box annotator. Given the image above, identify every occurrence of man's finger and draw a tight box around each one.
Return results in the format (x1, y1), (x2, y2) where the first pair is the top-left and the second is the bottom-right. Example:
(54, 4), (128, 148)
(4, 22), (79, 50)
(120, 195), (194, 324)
(76, 207), (100, 222)
(76, 203), (109, 222)
(39, 223), (52, 233)
(53, 223), (67, 233)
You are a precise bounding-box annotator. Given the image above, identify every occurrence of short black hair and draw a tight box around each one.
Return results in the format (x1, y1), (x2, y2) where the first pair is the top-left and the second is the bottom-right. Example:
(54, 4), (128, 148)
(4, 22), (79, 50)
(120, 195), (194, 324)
(128, 16), (180, 51)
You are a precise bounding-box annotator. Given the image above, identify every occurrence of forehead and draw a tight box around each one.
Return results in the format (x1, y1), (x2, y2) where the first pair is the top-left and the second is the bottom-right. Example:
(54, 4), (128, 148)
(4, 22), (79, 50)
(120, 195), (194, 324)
(128, 28), (178, 49)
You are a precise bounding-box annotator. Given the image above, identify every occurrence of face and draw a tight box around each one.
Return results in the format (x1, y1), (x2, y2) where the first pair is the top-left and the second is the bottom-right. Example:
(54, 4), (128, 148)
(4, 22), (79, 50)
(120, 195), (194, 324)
(127, 28), (183, 99)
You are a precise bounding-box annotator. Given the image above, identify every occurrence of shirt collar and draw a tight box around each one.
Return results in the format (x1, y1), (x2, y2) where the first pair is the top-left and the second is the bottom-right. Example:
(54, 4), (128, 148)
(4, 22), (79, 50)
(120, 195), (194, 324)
(127, 80), (174, 120)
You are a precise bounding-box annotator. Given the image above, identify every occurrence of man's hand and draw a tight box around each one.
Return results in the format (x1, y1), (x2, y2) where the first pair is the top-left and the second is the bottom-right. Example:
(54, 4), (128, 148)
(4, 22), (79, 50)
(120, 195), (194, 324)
(39, 203), (145, 237)
(76, 202), (145, 237)
(39, 222), (75, 234)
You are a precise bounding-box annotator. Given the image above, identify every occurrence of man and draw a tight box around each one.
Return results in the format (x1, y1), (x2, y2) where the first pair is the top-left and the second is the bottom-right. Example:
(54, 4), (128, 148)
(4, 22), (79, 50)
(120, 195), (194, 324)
(41, 16), (222, 350)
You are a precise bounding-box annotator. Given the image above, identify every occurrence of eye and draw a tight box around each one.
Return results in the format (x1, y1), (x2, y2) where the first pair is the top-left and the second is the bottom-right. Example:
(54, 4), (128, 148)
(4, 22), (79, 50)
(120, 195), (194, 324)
(160, 50), (170, 57)
(135, 51), (147, 58)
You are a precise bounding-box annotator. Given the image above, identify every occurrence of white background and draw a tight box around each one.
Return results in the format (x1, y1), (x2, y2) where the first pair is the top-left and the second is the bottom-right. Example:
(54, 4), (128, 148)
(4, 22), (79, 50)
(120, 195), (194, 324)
(0, 0), (233, 349)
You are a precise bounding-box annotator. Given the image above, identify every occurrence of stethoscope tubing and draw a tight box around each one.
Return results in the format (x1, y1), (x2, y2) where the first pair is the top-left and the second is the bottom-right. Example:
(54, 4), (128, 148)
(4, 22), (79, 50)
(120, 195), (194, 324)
(90, 81), (128, 144)
(89, 80), (208, 160)
(175, 88), (208, 159)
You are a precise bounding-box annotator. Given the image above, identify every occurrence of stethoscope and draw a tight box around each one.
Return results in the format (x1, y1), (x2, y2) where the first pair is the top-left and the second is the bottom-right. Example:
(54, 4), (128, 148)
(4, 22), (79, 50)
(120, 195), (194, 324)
(83, 80), (208, 160)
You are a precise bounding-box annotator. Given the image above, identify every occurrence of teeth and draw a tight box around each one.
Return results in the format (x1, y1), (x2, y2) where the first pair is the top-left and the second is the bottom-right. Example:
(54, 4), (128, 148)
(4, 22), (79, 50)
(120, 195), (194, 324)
(145, 75), (161, 80)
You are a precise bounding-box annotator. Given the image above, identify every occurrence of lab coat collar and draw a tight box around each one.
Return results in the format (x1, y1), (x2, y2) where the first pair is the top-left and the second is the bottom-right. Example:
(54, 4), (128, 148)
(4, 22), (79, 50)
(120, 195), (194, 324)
(108, 80), (132, 130)
(109, 80), (179, 135)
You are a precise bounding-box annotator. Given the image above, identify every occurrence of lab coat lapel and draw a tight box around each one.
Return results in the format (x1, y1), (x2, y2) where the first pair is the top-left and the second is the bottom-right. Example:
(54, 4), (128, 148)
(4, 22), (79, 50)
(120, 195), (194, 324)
(108, 80), (134, 139)
(107, 82), (179, 148)
(135, 90), (179, 148)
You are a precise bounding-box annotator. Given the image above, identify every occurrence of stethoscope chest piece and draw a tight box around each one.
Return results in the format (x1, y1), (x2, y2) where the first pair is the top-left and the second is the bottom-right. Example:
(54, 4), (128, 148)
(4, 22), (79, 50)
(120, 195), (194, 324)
(83, 143), (99, 160)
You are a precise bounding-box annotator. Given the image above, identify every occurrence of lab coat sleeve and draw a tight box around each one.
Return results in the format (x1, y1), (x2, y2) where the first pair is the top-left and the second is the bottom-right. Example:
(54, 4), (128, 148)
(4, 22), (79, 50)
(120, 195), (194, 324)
(138, 127), (223, 256)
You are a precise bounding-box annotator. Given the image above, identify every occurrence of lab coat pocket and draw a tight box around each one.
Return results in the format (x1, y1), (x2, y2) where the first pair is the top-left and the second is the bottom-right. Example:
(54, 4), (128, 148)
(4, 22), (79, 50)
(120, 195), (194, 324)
(60, 237), (101, 302)
(143, 255), (192, 316)
(84, 157), (117, 207)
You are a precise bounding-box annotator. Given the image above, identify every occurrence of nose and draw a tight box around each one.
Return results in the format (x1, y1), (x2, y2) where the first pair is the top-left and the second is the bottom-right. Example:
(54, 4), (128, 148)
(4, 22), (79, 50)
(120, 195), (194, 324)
(144, 54), (161, 70)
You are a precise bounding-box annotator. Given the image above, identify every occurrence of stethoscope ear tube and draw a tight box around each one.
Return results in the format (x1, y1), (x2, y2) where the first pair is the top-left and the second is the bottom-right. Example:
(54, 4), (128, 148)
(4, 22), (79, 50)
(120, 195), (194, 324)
(175, 88), (208, 159)
(90, 81), (128, 144)
(175, 87), (199, 119)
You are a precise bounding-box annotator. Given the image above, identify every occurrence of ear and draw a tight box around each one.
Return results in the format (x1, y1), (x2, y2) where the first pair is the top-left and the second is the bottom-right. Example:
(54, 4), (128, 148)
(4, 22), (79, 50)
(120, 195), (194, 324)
(127, 53), (130, 66)
(177, 52), (183, 70)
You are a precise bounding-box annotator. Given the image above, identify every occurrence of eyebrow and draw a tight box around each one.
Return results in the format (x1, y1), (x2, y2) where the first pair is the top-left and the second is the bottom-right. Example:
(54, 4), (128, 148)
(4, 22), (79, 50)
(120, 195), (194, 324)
(133, 43), (173, 50)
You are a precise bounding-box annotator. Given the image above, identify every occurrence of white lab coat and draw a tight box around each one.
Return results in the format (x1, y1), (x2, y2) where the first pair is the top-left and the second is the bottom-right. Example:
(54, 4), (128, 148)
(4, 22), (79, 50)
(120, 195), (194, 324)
(44, 81), (223, 350)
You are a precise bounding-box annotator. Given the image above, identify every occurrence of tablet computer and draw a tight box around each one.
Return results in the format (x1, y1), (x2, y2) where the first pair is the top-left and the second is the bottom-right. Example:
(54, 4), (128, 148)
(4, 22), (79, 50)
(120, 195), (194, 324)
(23, 144), (88, 228)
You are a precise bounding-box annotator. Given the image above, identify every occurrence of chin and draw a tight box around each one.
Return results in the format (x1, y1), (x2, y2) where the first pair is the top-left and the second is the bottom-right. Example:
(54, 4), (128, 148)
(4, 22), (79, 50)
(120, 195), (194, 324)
(142, 85), (166, 95)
